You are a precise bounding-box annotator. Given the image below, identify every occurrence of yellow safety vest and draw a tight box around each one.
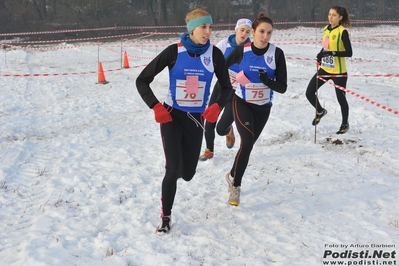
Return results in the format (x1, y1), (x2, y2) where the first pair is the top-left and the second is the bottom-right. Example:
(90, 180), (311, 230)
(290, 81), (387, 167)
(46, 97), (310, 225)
(320, 25), (347, 74)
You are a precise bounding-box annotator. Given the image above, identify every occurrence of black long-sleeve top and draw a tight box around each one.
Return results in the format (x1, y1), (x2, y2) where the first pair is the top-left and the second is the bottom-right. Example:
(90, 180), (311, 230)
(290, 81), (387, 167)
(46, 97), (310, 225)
(224, 42), (288, 94)
(136, 44), (233, 109)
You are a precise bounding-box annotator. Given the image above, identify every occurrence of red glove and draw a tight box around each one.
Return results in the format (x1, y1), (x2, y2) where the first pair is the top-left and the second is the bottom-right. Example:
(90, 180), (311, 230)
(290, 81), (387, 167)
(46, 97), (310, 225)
(203, 103), (220, 123)
(153, 103), (172, 123)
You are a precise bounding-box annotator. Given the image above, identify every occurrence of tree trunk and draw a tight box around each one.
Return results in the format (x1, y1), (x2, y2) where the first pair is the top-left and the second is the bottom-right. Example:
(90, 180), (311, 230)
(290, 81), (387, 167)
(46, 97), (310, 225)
(377, 0), (385, 19)
(53, 0), (57, 15)
(33, 0), (47, 21)
(157, 0), (168, 25)
(357, 0), (363, 20)
(263, 0), (271, 16)
(146, 0), (158, 26)
(252, 0), (262, 16)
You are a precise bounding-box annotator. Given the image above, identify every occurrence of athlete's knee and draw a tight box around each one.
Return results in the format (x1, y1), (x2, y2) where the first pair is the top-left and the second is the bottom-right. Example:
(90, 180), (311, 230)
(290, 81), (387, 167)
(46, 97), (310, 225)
(164, 167), (180, 182)
(216, 124), (229, 136)
(181, 176), (194, 182)
(240, 138), (255, 153)
(181, 169), (195, 182)
(305, 86), (315, 100)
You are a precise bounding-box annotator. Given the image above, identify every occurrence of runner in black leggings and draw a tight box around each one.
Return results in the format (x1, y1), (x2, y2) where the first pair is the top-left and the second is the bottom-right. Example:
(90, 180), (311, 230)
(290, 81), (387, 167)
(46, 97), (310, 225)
(305, 5), (352, 134)
(219, 14), (287, 206)
(306, 68), (349, 127)
(199, 18), (252, 161)
(136, 8), (232, 235)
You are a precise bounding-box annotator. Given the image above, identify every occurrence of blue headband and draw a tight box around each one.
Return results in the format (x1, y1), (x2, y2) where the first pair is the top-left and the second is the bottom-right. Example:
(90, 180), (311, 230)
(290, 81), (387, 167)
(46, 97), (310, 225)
(186, 16), (213, 33)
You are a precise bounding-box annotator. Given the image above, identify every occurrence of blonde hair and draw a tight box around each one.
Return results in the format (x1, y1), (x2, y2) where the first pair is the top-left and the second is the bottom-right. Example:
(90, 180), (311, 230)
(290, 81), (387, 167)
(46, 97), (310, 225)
(185, 8), (211, 23)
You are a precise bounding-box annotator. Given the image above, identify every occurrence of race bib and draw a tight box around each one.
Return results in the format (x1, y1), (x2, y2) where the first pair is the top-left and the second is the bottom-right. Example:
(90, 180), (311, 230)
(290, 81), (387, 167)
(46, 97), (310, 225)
(175, 78), (206, 107)
(321, 55), (335, 69)
(228, 70), (238, 89)
(244, 83), (271, 106)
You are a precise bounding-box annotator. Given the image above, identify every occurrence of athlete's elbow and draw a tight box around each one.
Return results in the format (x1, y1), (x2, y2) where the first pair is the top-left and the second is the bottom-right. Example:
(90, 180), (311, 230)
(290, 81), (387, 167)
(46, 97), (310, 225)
(275, 85), (287, 94)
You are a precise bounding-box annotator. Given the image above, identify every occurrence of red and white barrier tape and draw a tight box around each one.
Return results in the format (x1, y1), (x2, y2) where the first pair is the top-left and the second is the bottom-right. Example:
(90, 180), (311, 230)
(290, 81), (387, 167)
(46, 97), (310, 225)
(1, 64), (148, 77)
(4, 42), (97, 51)
(3, 62), (399, 78)
(3, 32), (147, 45)
(1, 20), (398, 38)
(3, 67), (398, 116)
(0, 26), (120, 37)
(317, 74), (399, 78)
(285, 56), (398, 65)
(2, 71), (97, 77)
(317, 76), (399, 115)
(8, 38), (398, 52)
(97, 42), (155, 60)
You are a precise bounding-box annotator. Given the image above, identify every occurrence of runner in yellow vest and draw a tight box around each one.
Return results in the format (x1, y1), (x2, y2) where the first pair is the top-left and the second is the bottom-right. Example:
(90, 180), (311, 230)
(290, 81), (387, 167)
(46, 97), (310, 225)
(305, 6), (353, 134)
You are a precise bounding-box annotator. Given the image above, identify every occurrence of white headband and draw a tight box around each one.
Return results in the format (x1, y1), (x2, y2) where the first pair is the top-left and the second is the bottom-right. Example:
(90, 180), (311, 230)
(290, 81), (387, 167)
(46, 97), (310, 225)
(235, 18), (252, 31)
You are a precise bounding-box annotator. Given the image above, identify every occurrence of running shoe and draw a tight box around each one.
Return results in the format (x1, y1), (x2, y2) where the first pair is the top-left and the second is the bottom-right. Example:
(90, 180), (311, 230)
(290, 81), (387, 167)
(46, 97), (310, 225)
(155, 216), (171, 236)
(199, 148), (214, 161)
(336, 123), (349, 134)
(225, 172), (240, 206)
(226, 126), (235, 149)
(312, 109), (328, 126)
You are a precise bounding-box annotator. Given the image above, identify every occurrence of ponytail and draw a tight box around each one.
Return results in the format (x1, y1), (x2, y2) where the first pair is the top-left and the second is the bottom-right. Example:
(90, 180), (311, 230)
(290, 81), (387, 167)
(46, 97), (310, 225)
(331, 6), (351, 27)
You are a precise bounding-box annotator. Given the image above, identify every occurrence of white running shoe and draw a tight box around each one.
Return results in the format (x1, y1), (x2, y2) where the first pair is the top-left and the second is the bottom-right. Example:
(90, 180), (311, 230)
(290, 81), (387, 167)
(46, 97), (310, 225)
(225, 172), (240, 206)
(155, 216), (171, 236)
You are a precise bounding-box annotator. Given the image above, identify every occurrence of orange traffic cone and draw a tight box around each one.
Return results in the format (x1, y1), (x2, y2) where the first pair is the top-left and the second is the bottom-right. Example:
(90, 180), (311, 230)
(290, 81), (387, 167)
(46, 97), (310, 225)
(123, 51), (130, 69)
(97, 62), (109, 84)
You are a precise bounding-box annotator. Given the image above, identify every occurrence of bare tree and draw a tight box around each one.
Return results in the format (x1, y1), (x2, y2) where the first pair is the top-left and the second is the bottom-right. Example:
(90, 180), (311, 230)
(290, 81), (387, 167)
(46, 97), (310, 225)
(1, 0), (398, 34)
(376, 0), (385, 19)
(157, 0), (169, 25)
(146, 0), (158, 25)
(32, 0), (47, 21)
(357, 0), (364, 19)
(251, 0), (262, 16)
(262, 0), (271, 16)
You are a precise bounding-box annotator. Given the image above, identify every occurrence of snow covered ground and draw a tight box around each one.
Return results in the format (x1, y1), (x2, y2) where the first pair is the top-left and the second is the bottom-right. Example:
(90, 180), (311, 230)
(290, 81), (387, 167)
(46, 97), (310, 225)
(0, 25), (398, 266)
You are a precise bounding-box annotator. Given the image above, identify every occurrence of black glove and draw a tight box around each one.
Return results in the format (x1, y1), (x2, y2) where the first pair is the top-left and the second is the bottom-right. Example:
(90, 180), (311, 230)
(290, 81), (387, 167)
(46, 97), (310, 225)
(258, 69), (272, 86)
(316, 50), (335, 62)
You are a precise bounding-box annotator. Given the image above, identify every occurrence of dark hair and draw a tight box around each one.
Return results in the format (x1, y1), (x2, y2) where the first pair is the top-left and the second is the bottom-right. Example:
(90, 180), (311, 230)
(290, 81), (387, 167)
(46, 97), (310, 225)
(252, 12), (274, 30)
(331, 6), (351, 27)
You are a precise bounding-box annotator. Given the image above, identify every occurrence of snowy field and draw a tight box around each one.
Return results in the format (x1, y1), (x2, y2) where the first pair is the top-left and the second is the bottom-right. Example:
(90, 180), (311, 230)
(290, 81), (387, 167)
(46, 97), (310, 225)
(0, 25), (398, 266)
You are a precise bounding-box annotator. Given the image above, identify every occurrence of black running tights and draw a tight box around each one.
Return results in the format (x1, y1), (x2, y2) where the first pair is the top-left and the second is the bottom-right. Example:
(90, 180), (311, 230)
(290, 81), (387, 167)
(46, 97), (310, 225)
(229, 97), (271, 187)
(160, 107), (203, 217)
(305, 68), (349, 124)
